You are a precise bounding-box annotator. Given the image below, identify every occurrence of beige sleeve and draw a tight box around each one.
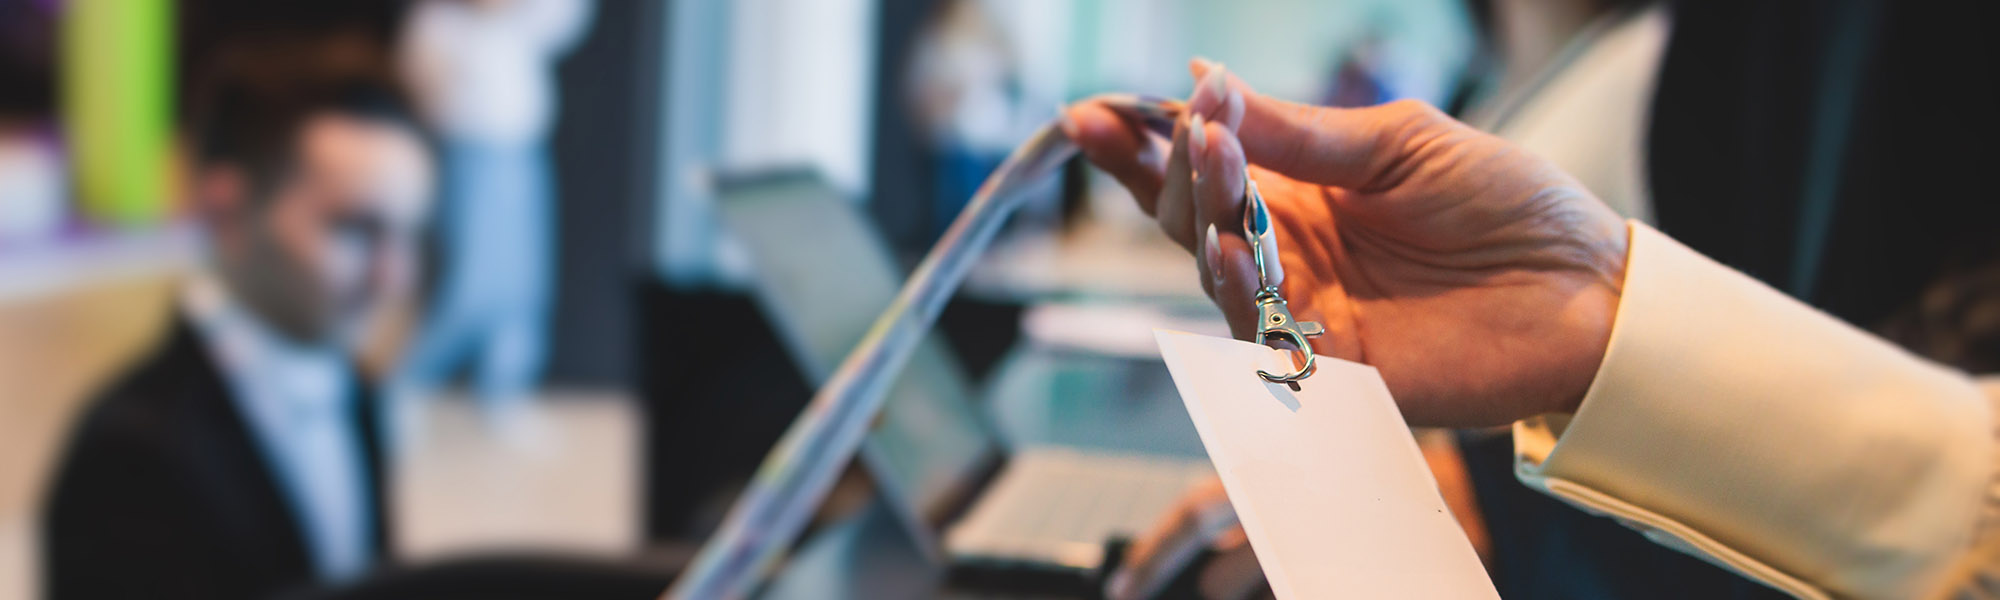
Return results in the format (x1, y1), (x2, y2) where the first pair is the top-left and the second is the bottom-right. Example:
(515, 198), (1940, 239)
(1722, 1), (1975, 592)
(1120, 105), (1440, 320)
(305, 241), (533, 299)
(1512, 221), (1998, 599)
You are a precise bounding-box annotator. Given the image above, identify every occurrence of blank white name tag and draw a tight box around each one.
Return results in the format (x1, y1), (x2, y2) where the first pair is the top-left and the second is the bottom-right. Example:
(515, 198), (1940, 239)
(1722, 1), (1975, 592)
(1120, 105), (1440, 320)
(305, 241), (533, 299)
(1154, 329), (1497, 599)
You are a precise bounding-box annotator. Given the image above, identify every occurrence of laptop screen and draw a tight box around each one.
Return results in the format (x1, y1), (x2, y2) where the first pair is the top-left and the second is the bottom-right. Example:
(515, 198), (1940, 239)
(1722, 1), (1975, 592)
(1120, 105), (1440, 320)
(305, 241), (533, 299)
(714, 170), (999, 531)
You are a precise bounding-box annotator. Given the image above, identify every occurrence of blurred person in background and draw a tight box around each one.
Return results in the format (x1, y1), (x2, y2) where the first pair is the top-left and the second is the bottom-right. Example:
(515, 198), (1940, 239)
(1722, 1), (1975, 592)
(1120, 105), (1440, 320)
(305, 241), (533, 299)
(1318, 36), (1397, 109)
(393, 0), (591, 438)
(40, 37), (433, 600)
(0, 0), (61, 242)
(904, 0), (1025, 240)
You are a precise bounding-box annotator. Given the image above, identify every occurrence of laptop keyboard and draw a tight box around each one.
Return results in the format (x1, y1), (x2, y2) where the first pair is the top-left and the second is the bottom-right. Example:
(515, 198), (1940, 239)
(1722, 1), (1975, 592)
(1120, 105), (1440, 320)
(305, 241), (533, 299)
(944, 447), (1215, 571)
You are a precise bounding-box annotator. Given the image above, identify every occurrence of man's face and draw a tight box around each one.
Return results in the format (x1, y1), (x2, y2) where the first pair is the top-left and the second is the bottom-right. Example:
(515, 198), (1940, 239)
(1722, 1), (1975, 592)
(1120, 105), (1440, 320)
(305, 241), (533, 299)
(212, 113), (433, 348)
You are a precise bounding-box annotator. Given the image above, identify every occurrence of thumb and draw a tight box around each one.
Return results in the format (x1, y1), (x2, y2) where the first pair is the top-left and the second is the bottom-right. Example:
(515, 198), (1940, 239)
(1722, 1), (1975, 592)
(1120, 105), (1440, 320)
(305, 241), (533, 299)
(1188, 59), (1441, 191)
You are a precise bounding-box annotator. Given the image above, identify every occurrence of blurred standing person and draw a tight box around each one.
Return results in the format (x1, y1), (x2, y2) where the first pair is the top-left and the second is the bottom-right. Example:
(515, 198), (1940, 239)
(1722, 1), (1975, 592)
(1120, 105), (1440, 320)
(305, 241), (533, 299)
(395, 0), (592, 439)
(0, 0), (62, 242)
(42, 39), (433, 600)
(904, 0), (1022, 239)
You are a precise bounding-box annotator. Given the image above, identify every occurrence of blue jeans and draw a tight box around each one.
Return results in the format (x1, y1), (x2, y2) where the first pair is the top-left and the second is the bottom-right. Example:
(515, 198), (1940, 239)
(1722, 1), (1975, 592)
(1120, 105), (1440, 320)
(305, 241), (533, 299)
(395, 141), (554, 409)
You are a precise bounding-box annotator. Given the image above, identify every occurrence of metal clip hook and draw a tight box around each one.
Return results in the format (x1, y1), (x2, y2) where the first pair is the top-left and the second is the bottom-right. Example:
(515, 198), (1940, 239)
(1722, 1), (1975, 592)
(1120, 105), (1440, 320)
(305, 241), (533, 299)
(1252, 288), (1324, 384)
(1243, 179), (1324, 385)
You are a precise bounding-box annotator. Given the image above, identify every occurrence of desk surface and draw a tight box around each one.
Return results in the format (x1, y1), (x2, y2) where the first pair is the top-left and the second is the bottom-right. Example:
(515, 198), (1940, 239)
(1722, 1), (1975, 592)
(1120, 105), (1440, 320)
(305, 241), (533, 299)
(965, 220), (1207, 303)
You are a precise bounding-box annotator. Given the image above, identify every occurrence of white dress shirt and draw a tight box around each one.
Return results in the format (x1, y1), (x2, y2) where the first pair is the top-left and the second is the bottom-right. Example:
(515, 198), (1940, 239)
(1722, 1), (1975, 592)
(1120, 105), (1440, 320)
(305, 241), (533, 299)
(183, 276), (375, 582)
(1514, 223), (1997, 599)
(1468, 4), (1668, 223)
(399, 0), (593, 145)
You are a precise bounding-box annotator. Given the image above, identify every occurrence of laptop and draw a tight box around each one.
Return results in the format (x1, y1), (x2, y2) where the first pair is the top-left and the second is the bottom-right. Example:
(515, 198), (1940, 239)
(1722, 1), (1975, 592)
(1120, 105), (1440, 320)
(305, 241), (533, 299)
(713, 170), (1213, 578)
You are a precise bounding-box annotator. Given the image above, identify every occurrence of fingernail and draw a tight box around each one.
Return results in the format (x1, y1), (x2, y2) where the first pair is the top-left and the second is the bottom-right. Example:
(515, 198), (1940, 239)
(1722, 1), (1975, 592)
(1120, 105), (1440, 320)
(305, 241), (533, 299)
(1192, 55), (1219, 74)
(1205, 224), (1223, 285)
(1188, 112), (1207, 155)
(1201, 65), (1229, 107)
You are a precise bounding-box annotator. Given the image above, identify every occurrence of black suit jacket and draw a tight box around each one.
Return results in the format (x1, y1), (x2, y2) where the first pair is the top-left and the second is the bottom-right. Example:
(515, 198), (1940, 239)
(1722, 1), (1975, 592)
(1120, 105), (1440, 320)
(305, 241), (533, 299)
(42, 317), (393, 600)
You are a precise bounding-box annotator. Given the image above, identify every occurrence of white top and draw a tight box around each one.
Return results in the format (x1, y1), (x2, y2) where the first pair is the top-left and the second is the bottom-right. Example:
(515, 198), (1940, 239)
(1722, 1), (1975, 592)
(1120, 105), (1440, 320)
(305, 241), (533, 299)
(1473, 5), (1670, 222)
(183, 275), (373, 582)
(400, 0), (594, 144)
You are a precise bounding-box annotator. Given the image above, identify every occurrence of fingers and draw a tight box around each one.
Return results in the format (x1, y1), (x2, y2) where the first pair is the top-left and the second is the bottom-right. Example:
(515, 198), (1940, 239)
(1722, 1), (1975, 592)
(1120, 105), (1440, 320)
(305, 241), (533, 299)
(1190, 115), (1246, 245)
(1121, 498), (1197, 571)
(1187, 58), (1245, 131)
(1194, 542), (1266, 599)
(1188, 111), (1291, 335)
(1187, 60), (1446, 191)
(1207, 219), (1263, 340)
(1155, 111), (1198, 250)
(1060, 101), (1167, 213)
(1120, 476), (1233, 572)
(1189, 115), (1238, 299)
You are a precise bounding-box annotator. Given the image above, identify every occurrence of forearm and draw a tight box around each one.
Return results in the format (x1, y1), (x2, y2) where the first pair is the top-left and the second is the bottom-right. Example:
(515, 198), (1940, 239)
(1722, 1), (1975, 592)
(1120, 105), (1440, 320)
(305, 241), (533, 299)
(1514, 222), (1996, 599)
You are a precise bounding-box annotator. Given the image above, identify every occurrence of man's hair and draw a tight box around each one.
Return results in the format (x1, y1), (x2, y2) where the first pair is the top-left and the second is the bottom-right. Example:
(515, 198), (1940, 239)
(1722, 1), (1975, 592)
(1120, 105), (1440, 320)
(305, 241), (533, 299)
(189, 34), (420, 202)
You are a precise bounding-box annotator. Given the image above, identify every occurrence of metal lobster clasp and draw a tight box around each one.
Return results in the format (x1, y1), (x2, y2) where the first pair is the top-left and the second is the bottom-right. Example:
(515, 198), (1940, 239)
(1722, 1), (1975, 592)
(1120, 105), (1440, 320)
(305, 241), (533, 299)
(1243, 179), (1323, 386)
(1252, 287), (1324, 385)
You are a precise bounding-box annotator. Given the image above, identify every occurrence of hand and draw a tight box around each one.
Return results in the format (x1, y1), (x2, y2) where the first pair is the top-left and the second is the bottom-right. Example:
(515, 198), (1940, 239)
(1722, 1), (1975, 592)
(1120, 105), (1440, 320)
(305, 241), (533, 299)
(1061, 60), (1628, 427)
(1110, 477), (1267, 600)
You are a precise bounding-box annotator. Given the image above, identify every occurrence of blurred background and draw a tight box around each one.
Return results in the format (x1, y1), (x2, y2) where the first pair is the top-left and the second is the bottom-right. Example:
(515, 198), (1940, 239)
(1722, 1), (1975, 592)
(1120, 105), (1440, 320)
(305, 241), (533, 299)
(0, 1), (1471, 597)
(4, 0), (1989, 598)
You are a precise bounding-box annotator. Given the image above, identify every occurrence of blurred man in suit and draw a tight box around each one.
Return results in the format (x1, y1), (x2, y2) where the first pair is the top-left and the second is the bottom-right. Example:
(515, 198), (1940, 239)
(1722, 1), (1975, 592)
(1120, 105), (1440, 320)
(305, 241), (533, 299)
(41, 37), (433, 600)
